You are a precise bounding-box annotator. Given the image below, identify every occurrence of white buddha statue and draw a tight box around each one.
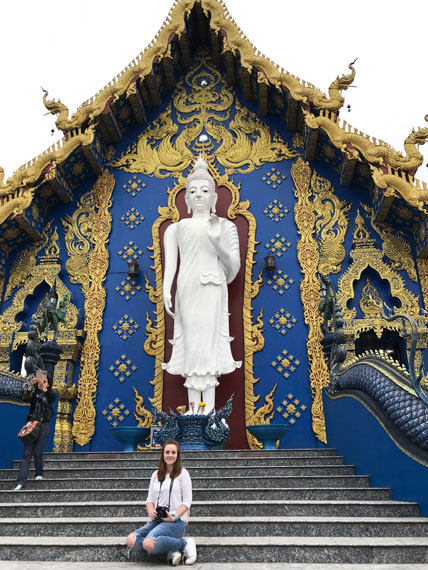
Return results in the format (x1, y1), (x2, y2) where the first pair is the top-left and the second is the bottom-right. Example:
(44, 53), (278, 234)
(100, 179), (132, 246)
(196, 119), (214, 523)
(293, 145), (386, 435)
(162, 156), (241, 413)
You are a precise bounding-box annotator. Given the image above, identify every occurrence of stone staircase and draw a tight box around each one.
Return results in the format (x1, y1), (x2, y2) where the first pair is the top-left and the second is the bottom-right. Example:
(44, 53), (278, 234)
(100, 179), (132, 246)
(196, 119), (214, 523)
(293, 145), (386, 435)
(0, 448), (428, 564)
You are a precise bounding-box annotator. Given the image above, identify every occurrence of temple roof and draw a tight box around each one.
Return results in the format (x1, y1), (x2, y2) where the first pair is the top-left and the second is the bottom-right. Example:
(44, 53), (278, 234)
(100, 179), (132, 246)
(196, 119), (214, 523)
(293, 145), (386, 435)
(1, 0), (428, 253)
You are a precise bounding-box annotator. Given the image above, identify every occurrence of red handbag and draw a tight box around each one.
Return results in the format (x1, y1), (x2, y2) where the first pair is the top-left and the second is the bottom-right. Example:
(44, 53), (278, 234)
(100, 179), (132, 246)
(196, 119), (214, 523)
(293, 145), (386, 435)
(17, 420), (41, 443)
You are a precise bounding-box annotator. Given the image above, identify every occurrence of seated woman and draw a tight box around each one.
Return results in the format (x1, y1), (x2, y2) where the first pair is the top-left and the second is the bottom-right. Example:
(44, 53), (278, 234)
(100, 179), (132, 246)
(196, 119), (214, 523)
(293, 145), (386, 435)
(126, 439), (197, 566)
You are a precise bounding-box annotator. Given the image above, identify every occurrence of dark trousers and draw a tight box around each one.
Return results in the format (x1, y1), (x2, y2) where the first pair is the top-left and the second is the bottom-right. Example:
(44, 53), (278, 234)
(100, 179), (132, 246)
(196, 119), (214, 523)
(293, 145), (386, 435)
(16, 422), (50, 486)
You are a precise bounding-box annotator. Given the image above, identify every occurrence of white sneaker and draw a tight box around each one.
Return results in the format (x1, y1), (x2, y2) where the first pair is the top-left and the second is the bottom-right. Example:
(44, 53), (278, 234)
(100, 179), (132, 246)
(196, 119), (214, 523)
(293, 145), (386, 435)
(35, 476), (43, 481)
(167, 551), (182, 566)
(183, 537), (197, 565)
(13, 485), (23, 491)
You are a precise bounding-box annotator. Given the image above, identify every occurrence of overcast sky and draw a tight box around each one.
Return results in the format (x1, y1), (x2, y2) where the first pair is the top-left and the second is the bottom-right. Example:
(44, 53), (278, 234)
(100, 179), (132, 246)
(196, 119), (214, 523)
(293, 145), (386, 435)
(1, 0), (427, 183)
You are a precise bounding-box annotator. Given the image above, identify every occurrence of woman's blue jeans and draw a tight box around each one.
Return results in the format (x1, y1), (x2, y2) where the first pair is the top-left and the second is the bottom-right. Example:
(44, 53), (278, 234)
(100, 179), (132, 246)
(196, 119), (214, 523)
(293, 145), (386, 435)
(133, 519), (187, 555)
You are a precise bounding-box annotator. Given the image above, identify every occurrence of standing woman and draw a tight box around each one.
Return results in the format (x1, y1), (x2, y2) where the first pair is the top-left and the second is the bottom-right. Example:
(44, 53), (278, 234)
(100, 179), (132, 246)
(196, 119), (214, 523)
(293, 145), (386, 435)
(126, 439), (197, 566)
(14, 372), (56, 490)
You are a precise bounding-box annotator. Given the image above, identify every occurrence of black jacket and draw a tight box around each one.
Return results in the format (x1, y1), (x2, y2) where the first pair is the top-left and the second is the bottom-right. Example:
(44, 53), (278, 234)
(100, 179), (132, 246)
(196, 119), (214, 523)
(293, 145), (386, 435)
(23, 385), (56, 422)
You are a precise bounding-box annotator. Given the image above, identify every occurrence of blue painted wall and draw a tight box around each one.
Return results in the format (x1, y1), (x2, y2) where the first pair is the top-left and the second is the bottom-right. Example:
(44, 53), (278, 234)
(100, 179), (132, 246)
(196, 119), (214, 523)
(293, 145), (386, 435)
(323, 390), (428, 516)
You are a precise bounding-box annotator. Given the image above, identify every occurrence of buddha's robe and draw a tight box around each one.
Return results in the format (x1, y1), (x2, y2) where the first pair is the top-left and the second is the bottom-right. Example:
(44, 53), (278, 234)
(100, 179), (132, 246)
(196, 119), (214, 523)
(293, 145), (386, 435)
(162, 217), (241, 390)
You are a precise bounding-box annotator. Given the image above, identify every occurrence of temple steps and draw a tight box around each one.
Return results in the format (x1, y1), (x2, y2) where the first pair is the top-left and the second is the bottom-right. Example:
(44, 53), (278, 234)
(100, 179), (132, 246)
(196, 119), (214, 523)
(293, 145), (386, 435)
(0, 499), (419, 518)
(0, 486), (392, 503)
(0, 516), (427, 538)
(1, 536), (428, 564)
(0, 465), (358, 478)
(40, 449), (339, 459)
(13, 454), (346, 468)
(0, 474), (372, 490)
(2, 564), (428, 570)
(0, 449), (427, 564)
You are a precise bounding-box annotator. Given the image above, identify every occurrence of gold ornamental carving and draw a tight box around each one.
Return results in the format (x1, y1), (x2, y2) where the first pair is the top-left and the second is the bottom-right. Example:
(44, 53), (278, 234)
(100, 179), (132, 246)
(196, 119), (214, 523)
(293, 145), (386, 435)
(304, 110), (428, 174)
(311, 170), (350, 275)
(362, 204), (417, 282)
(291, 158), (329, 444)
(62, 188), (98, 294)
(337, 211), (420, 323)
(370, 166), (428, 214)
(52, 352), (79, 453)
(144, 154), (266, 449)
(417, 257), (428, 310)
(111, 52), (298, 178)
(4, 221), (53, 301)
(133, 386), (153, 428)
(72, 171), (115, 447)
(0, 186), (35, 225)
(134, 386), (153, 451)
(0, 224), (79, 367)
(0, 127), (94, 199)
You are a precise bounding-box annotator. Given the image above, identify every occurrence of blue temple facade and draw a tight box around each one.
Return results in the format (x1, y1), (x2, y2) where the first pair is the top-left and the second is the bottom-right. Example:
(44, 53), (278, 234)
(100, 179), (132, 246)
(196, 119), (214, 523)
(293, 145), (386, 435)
(1, 0), (428, 512)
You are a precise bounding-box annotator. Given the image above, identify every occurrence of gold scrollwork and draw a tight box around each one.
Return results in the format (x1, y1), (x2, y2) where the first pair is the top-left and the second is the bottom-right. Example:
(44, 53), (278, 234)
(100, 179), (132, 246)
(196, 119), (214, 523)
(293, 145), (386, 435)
(62, 189), (98, 294)
(311, 170), (350, 275)
(291, 158), (329, 444)
(252, 383), (277, 424)
(362, 204), (417, 282)
(133, 386), (153, 428)
(72, 171), (115, 447)
(4, 221), (53, 301)
(111, 52), (297, 178)
(417, 258), (428, 310)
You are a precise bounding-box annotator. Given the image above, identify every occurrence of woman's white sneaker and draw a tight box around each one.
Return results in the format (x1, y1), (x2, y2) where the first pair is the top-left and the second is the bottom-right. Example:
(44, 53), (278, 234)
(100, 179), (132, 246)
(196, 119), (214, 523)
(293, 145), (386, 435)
(35, 476), (43, 481)
(183, 537), (197, 565)
(167, 550), (182, 566)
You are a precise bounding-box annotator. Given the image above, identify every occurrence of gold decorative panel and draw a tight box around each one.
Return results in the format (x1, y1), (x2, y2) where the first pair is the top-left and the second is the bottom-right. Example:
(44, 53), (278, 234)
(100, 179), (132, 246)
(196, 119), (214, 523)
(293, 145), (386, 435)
(261, 167), (287, 189)
(120, 207), (145, 230)
(337, 211), (420, 322)
(122, 176), (147, 197)
(113, 315), (140, 341)
(72, 170), (115, 447)
(109, 355), (137, 383)
(117, 241), (143, 262)
(266, 270), (295, 296)
(271, 349), (301, 379)
(102, 397), (131, 427)
(292, 133), (305, 149)
(115, 278), (142, 301)
(111, 51), (298, 178)
(292, 158), (330, 444)
(311, 170), (350, 275)
(264, 200), (289, 223)
(362, 204), (417, 282)
(269, 309), (297, 335)
(265, 234), (292, 258)
(276, 394), (308, 425)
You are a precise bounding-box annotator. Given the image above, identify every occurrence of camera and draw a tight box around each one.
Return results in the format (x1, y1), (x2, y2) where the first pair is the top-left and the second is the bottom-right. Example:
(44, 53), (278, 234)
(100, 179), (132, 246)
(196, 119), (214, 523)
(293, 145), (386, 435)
(156, 506), (169, 519)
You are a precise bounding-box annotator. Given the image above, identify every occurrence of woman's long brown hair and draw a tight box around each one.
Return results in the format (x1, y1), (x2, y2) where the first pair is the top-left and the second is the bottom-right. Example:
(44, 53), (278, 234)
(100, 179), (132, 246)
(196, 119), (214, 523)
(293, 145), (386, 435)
(157, 439), (183, 482)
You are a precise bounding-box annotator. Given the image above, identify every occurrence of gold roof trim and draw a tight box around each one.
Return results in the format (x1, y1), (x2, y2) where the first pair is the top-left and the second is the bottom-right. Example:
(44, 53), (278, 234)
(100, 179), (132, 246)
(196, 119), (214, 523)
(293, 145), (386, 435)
(304, 110), (428, 173)
(0, 185), (35, 225)
(0, 127), (95, 198)
(370, 166), (428, 213)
